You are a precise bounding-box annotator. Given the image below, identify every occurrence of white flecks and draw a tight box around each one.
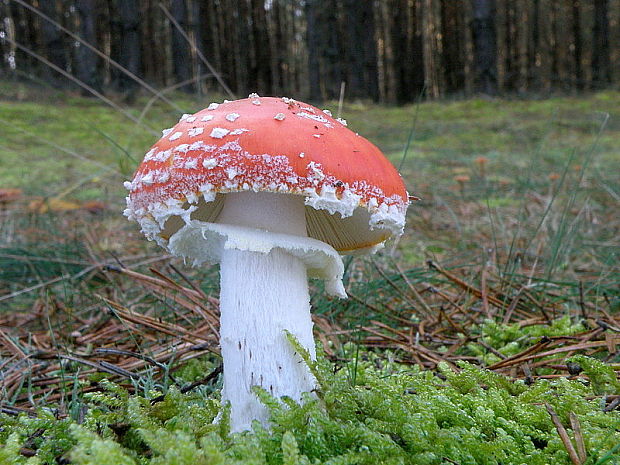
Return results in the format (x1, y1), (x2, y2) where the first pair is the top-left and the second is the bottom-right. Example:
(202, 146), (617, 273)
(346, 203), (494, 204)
(274, 113), (286, 121)
(226, 113), (240, 122)
(189, 141), (216, 152)
(157, 171), (170, 183)
(188, 127), (204, 137)
(230, 128), (249, 136)
(299, 152), (305, 158)
(223, 100), (231, 103)
(210, 127), (230, 139)
(306, 161), (325, 184)
(286, 176), (298, 184)
(252, 99), (261, 105)
(201, 115), (214, 122)
(186, 116), (197, 123)
(169, 131), (183, 141)
(248, 92), (259, 98)
(162, 128), (173, 137)
(153, 150), (172, 162)
(180, 113), (191, 121)
(123, 181), (132, 190)
(300, 106), (315, 113)
(186, 191), (199, 204)
(207, 103), (219, 110)
(203, 158), (217, 169)
(304, 185), (362, 219)
(173, 143), (190, 154)
(141, 171), (154, 185)
(281, 97), (293, 104)
(313, 134), (321, 138)
(144, 148), (157, 161)
(296, 111), (328, 123)
(336, 118), (347, 126)
(322, 109), (333, 117)
(225, 167), (239, 180)
(184, 159), (198, 169)
(199, 183), (216, 203)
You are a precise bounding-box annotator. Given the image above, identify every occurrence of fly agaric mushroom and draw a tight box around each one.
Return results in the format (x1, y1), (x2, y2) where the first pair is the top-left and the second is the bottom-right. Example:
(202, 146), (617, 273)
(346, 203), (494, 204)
(124, 96), (409, 432)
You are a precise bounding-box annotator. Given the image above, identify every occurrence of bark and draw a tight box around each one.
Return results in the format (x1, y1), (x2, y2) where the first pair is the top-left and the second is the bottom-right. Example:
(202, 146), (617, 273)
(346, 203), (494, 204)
(388, 0), (411, 103)
(471, 0), (497, 95)
(75, 0), (100, 93)
(235, 0), (250, 96)
(188, 0), (203, 95)
(200, 0), (220, 92)
(528, 0), (540, 90)
(571, 0), (583, 89)
(344, 0), (379, 101)
(40, 0), (68, 87)
(410, 0), (425, 98)
(592, 0), (611, 86)
(272, 0), (286, 94)
(441, 0), (465, 93)
(116, 0), (141, 94)
(170, 0), (193, 92)
(251, 0), (272, 93)
(306, 0), (322, 101)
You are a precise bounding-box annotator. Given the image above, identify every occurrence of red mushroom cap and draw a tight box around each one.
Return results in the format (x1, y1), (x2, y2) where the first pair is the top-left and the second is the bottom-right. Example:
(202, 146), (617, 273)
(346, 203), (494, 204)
(125, 96), (410, 252)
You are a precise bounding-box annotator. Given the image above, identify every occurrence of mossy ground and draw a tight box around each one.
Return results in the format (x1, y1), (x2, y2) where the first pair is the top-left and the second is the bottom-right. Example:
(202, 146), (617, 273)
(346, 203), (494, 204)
(1, 347), (619, 465)
(1, 84), (619, 463)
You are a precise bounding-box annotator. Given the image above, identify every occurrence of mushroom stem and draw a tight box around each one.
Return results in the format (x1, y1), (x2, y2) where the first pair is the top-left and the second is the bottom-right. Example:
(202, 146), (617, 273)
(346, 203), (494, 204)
(217, 192), (317, 432)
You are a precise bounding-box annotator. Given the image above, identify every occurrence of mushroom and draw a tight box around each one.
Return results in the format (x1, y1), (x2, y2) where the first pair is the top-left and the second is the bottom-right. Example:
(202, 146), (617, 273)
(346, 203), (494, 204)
(124, 96), (410, 432)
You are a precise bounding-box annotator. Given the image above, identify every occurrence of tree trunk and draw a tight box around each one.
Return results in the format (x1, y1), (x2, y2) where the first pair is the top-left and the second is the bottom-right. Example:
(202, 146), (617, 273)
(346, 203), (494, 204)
(200, 0), (220, 94)
(171, 0), (193, 92)
(441, 0), (465, 93)
(116, 0), (141, 96)
(388, 0), (410, 103)
(305, 0), (322, 101)
(40, 0), (68, 87)
(411, 0), (426, 98)
(571, 0), (583, 89)
(188, 0), (203, 96)
(527, 0), (540, 90)
(592, 0), (611, 87)
(251, 0), (273, 93)
(343, 0), (378, 101)
(75, 0), (99, 93)
(471, 0), (497, 95)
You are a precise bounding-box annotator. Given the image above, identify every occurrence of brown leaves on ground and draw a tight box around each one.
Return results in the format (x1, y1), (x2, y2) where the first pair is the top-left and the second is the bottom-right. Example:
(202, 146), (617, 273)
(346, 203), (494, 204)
(1, 258), (618, 417)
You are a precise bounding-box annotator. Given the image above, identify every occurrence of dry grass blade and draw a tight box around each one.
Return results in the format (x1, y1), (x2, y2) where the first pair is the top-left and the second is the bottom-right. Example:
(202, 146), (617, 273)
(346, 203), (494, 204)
(545, 403), (583, 465)
(98, 295), (212, 344)
(569, 412), (587, 463)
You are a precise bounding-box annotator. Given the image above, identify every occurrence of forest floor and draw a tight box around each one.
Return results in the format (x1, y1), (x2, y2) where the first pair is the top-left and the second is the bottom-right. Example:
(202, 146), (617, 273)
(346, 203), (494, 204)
(0, 85), (619, 464)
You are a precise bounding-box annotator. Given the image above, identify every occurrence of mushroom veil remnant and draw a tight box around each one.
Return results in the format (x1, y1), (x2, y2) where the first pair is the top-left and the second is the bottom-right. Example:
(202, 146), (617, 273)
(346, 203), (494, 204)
(124, 95), (410, 432)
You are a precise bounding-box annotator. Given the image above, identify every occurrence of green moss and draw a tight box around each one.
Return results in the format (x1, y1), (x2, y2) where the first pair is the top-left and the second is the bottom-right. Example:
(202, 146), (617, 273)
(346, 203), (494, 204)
(1, 350), (618, 464)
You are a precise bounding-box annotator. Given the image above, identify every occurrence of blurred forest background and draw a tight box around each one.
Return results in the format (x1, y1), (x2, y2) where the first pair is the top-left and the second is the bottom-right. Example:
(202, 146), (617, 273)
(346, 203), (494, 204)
(1, 0), (619, 104)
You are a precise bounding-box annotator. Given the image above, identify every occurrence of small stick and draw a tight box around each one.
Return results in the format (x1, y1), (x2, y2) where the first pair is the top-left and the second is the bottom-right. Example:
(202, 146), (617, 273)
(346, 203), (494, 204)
(569, 412), (587, 463)
(578, 282), (587, 320)
(502, 288), (523, 324)
(393, 260), (434, 317)
(545, 404), (582, 465)
(150, 364), (222, 404)
(337, 81), (346, 119)
(480, 264), (491, 318)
